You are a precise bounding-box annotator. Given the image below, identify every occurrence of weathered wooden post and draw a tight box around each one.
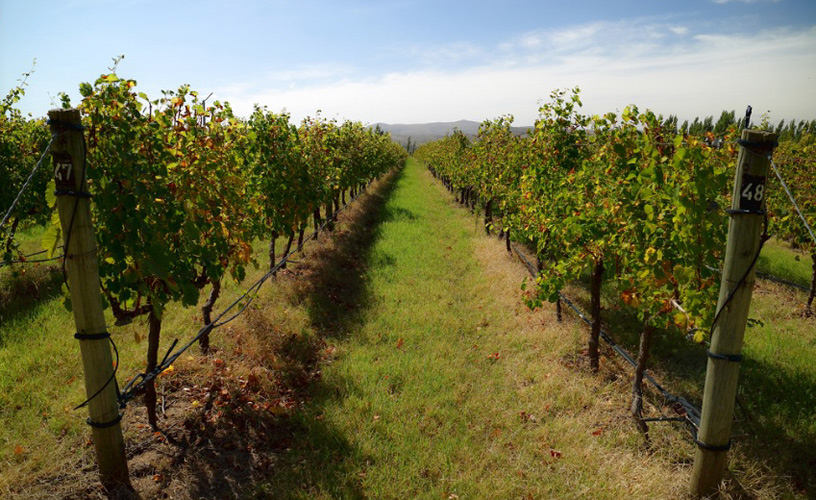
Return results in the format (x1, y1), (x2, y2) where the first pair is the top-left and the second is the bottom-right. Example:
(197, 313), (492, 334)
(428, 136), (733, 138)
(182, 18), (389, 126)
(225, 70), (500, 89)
(690, 128), (777, 496)
(48, 109), (131, 491)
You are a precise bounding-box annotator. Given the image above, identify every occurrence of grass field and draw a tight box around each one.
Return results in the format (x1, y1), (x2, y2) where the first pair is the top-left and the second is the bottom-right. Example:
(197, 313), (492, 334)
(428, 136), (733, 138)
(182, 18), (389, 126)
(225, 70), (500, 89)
(1, 158), (814, 499)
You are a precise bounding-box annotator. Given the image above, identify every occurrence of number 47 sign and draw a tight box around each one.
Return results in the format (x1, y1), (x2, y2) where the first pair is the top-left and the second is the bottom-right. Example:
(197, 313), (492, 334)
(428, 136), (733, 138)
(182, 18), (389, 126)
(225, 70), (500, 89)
(53, 153), (75, 189)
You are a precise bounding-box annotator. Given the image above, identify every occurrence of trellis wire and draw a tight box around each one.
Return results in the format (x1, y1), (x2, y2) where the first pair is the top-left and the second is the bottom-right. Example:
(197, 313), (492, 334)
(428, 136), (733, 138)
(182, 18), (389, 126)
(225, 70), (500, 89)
(770, 159), (816, 247)
(117, 186), (366, 408)
(0, 136), (55, 231)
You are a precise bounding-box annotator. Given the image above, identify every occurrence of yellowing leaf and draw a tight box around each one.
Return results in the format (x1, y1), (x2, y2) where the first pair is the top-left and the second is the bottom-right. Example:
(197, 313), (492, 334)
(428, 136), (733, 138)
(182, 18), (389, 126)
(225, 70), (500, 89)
(159, 365), (174, 377)
(45, 180), (57, 207)
(644, 247), (657, 264)
(42, 213), (63, 259)
(267, 405), (286, 415)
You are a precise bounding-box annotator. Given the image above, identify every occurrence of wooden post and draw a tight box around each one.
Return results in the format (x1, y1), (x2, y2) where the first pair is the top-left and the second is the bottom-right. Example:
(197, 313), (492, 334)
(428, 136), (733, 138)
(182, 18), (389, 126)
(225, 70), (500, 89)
(690, 129), (777, 497)
(48, 109), (131, 491)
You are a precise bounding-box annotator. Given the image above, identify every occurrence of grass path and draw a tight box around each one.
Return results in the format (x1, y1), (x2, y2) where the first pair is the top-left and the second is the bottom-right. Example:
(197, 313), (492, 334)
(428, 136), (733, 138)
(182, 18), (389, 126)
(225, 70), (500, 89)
(3, 158), (808, 499)
(256, 159), (695, 499)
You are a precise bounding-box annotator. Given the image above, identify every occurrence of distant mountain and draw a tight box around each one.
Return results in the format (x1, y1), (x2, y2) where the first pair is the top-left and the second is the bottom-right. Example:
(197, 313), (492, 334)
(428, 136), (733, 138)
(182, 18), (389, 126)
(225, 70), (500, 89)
(371, 120), (532, 149)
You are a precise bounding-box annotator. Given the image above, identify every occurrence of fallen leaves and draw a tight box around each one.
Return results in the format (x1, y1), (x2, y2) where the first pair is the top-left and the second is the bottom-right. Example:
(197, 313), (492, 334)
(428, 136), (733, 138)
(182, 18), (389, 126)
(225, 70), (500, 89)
(519, 411), (537, 423)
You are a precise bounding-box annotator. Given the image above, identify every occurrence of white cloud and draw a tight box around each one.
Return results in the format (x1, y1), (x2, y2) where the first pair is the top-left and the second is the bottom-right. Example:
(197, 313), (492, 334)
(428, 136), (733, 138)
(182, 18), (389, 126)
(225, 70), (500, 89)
(546, 23), (605, 50)
(404, 41), (484, 66)
(217, 23), (816, 126)
(519, 33), (544, 49)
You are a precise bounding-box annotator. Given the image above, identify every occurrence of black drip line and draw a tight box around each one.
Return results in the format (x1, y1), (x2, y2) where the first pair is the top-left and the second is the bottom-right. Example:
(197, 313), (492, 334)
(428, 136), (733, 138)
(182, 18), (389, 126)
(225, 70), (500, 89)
(1, 122), (388, 427)
(73, 332), (121, 412)
(45, 119), (86, 132)
(736, 138), (778, 152)
(706, 349), (742, 363)
(115, 186), (370, 409)
(508, 240), (703, 430)
(694, 437), (731, 452)
(499, 135), (772, 448)
(87, 412), (124, 429)
(0, 247), (66, 268)
(706, 210), (769, 346)
(54, 189), (92, 199)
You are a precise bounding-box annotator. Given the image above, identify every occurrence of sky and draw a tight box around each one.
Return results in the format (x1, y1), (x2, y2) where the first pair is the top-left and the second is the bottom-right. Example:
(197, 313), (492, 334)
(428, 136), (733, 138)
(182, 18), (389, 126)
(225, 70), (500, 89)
(1, 0), (815, 126)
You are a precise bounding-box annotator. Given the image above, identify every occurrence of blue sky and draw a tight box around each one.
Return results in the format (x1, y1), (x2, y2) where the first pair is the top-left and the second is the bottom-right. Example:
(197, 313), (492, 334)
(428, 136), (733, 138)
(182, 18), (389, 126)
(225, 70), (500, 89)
(1, 0), (814, 125)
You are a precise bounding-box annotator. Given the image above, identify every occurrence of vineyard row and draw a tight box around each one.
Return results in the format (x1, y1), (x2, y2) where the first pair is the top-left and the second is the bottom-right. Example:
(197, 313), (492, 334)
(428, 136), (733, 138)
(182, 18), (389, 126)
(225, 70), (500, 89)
(1, 71), (407, 489)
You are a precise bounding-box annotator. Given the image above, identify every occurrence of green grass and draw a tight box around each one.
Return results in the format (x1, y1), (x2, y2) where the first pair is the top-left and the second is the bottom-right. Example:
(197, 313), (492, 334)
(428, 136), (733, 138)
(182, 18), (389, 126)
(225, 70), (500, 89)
(571, 276), (816, 498)
(253, 160), (698, 499)
(0, 242), (92, 490)
(543, 214), (816, 499)
(2, 159), (814, 499)
(757, 238), (814, 290)
(0, 223), (302, 495)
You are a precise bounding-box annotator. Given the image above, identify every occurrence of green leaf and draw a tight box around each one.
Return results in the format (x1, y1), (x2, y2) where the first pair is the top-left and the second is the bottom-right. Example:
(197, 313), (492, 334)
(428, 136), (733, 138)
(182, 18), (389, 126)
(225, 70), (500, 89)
(146, 244), (170, 280)
(45, 180), (57, 207)
(152, 302), (164, 321)
(42, 213), (62, 258)
(181, 284), (199, 307)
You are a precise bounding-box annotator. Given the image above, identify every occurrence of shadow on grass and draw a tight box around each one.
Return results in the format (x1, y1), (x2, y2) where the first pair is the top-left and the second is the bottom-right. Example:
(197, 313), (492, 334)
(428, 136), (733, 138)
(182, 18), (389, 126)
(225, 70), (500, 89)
(443, 179), (815, 497)
(737, 356), (816, 497)
(564, 284), (816, 498)
(114, 169), (406, 500)
(0, 264), (63, 342)
(119, 304), (369, 500)
(10, 171), (406, 500)
(252, 167), (405, 499)
(294, 167), (405, 340)
(383, 206), (417, 223)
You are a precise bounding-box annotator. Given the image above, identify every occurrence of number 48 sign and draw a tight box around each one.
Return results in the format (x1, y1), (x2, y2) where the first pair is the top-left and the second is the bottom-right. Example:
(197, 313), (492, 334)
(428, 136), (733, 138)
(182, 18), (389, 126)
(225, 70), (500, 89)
(739, 174), (766, 212)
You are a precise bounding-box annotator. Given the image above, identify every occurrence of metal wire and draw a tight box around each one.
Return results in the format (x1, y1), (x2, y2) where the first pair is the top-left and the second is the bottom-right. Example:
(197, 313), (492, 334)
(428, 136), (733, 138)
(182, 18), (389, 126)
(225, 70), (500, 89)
(0, 136), (55, 231)
(507, 240), (702, 429)
(117, 188), (364, 408)
(0, 248), (64, 268)
(770, 159), (816, 247)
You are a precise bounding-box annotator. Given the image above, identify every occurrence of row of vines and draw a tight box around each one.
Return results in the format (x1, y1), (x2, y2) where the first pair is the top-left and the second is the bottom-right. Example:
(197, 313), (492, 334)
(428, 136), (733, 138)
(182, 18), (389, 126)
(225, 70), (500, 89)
(1, 71), (407, 428)
(414, 88), (814, 428)
(769, 140), (816, 309)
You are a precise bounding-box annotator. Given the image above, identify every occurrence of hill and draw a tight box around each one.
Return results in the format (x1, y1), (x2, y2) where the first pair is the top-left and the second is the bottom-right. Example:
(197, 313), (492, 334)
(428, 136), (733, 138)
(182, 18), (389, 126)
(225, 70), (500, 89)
(372, 119), (532, 148)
